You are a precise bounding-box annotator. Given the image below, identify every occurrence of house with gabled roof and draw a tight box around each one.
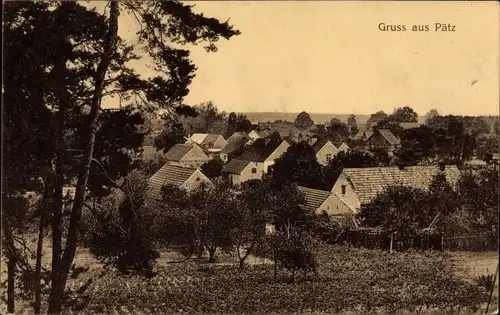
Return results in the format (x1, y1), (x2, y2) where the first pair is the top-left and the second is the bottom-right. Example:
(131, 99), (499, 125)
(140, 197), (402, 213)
(247, 130), (261, 140)
(220, 132), (254, 162)
(362, 128), (401, 151)
(337, 142), (350, 152)
(310, 138), (339, 165)
(237, 137), (290, 175)
(331, 165), (461, 213)
(164, 143), (210, 168)
(186, 133), (228, 154)
(146, 164), (212, 201)
(222, 159), (261, 185)
(298, 186), (357, 228)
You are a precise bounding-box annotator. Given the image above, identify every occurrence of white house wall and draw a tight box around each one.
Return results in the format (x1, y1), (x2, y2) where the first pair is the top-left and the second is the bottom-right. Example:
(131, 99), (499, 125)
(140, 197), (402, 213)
(331, 173), (361, 212)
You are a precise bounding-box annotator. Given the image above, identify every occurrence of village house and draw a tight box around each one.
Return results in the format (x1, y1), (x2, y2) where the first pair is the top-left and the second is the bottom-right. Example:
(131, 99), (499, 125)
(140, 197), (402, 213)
(362, 128), (401, 151)
(331, 165), (461, 213)
(237, 137), (290, 175)
(309, 138), (339, 165)
(220, 132), (254, 162)
(146, 164), (212, 202)
(221, 159), (261, 185)
(336, 142), (350, 152)
(164, 143), (210, 168)
(186, 133), (228, 157)
(298, 186), (358, 228)
(247, 130), (261, 140)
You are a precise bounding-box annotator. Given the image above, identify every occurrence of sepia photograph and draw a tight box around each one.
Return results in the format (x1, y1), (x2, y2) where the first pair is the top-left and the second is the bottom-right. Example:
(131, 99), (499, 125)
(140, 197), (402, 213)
(2, 0), (499, 314)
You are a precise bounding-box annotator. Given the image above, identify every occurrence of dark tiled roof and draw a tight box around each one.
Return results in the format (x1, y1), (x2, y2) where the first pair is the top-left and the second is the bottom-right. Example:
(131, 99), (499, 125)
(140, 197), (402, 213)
(222, 159), (251, 174)
(164, 144), (194, 161)
(147, 164), (197, 200)
(298, 186), (331, 212)
(377, 129), (401, 145)
(201, 134), (224, 148)
(238, 138), (285, 162)
(221, 135), (250, 154)
(227, 132), (248, 141)
(342, 165), (461, 205)
(312, 138), (330, 153)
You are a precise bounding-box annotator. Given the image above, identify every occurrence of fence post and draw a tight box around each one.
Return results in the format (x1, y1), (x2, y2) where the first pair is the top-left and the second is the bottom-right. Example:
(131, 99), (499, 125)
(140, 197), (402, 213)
(485, 262), (499, 314)
(440, 232), (444, 251)
(389, 232), (394, 254)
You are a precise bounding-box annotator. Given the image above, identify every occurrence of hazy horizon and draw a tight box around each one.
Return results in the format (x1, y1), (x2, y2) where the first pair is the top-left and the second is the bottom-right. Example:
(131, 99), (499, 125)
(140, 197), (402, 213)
(92, 1), (498, 116)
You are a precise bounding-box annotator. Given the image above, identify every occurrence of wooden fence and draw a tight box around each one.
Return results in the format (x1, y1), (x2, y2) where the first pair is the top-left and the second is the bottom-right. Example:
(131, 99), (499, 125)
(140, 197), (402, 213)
(442, 234), (498, 252)
(335, 229), (497, 252)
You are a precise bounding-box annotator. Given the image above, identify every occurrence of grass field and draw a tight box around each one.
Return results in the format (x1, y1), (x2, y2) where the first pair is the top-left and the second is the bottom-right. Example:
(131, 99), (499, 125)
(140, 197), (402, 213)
(1, 236), (498, 314)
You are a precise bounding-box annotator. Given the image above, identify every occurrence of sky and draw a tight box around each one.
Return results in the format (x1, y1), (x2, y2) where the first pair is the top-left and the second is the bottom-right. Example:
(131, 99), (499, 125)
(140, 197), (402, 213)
(98, 1), (499, 116)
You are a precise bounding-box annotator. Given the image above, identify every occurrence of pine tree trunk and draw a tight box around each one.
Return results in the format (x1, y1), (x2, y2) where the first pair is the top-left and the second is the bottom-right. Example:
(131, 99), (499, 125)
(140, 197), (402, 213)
(47, 1), (119, 313)
(7, 257), (15, 314)
(2, 212), (16, 313)
(34, 214), (45, 314)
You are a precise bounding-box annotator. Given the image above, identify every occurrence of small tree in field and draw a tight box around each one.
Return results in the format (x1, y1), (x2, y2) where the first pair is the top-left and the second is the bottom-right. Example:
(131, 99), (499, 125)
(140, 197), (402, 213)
(233, 180), (275, 270)
(357, 185), (435, 247)
(159, 181), (239, 263)
(273, 226), (317, 282)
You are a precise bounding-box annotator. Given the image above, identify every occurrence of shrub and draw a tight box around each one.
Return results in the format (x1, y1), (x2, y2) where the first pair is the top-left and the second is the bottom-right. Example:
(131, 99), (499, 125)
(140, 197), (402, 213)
(475, 272), (496, 291)
(87, 171), (160, 276)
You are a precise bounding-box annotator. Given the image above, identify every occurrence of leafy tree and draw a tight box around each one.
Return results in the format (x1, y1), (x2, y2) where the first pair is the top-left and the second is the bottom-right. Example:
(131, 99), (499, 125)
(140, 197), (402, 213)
(426, 117), (477, 164)
(494, 119), (499, 136)
(366, 111), (388, 128)
(271, 141), (325, 189)
(182, 101), (227, 134)
(394, 139), (424, 166)
(475, 135), (499, 163)
(153, 119), (186, 153)
(347, 114), (359, 137)
(200, 159), (224, 179)
(390, 106), (418, 123)
(88, 171), (158, 275)
(234, 180), (275, 270)
(357, 185), (435, 245)
(273, 227), (317, 282)
(327, 118), (350, 141)
(399, 125), (437, 163)
(226, 112), (238, 137)
(160, 182), (238, 263)
(424, 109), (440, 123)
(457, 169), (498, 233)
(369, 147), (392, 166)
(235, 114), (253, 133)
(4, 1), (240, 312)
(322, 150), (379, 187)
(428, 171), (460, 218)
(294, 111), (314, 129)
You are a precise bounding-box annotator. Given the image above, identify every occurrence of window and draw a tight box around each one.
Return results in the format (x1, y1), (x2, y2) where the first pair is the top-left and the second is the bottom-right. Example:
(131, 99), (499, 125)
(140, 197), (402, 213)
(326, 153), (332, 162)
(196, 177), (200, 182)
(251, 168), (257, 174)
(341, 185), (346, 195)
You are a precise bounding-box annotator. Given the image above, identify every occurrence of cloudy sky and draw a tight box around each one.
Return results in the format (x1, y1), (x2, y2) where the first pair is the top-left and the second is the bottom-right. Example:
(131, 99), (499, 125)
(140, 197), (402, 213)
(99, 1), (499, 116)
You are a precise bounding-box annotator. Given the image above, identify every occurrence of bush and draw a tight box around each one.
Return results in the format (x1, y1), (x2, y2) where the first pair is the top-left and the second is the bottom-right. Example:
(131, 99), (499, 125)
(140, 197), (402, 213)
(87, 171), (160, 276)
(475, 272), (496, 291)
